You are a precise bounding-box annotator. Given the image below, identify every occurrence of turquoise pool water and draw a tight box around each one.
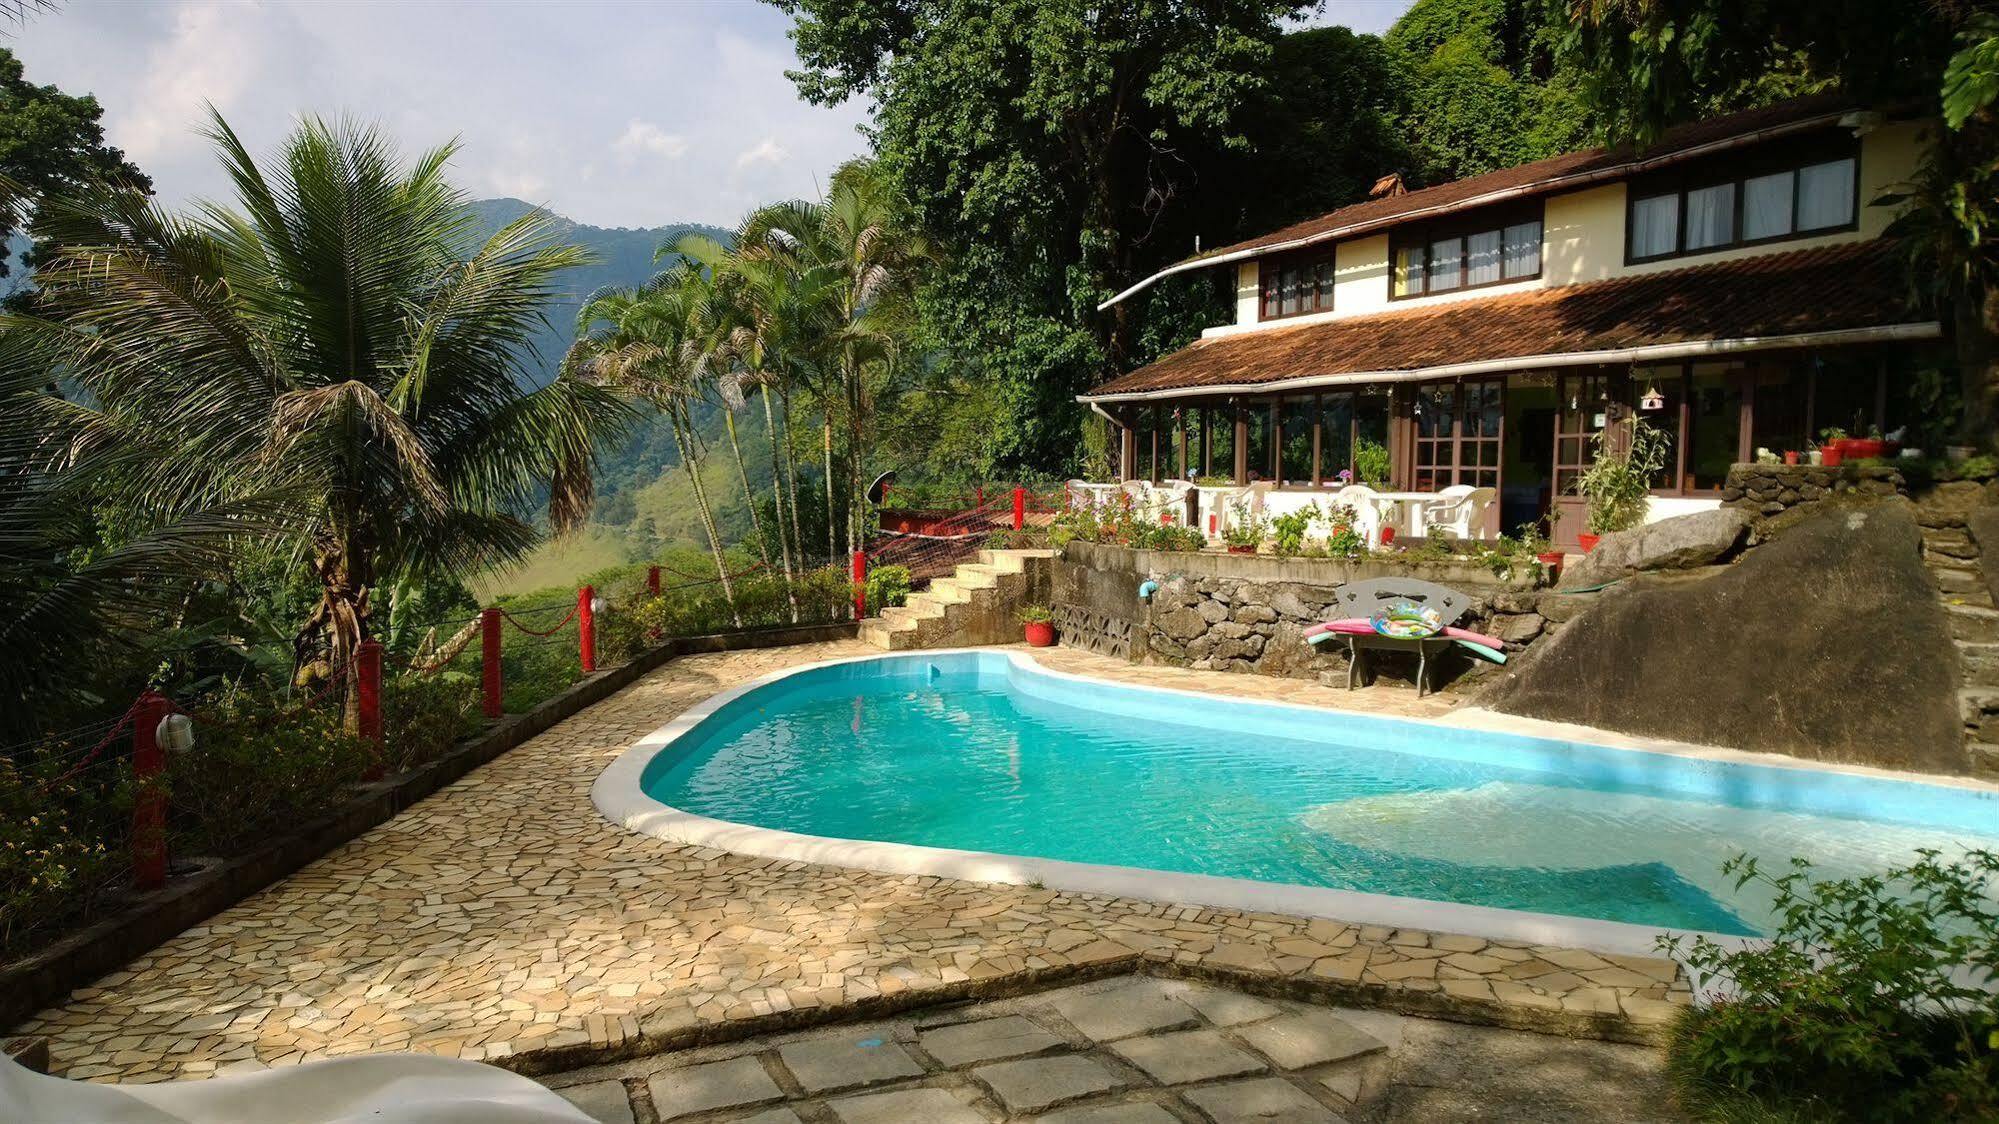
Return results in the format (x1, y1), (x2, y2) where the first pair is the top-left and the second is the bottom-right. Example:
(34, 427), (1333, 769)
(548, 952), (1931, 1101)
(639, 653), (1999, 935)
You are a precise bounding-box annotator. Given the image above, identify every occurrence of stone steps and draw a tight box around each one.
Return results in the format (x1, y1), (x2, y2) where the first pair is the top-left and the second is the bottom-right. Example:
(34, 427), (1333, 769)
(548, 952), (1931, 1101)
(860, 549), (1057, 651)
(1947, 603), (1999, 644)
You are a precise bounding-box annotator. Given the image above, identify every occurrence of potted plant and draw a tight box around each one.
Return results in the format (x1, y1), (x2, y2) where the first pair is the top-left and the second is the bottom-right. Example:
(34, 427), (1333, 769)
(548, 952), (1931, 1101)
(1573, 417), (1671, 551)
(1222, 499), (1268, 554)
(1017, 605), (1056, 647)
(1268, 502), (1319, 557)
(1819, 427), (1847, 467)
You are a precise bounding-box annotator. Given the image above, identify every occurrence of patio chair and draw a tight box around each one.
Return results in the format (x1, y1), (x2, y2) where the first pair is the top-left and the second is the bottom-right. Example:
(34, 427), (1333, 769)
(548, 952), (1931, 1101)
(1330, 484), (1385, 547)
(1330, 576), (1474, 697)
(1420, 485), (1496, 541)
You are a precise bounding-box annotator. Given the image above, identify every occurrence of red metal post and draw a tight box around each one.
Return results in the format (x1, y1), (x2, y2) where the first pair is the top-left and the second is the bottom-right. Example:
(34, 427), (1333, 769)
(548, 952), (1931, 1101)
(1012, 487), (1026, 531)
(358, 640), (384, 781)
(646, 565), (661, 596)
(851, 550), (867, 619)
(481, 607), (503, 718)
(975, 484), (984, 510)
(1208, 513), (1218, 535)
(578, 586), (597, 674)
(132, 690), (170, 892)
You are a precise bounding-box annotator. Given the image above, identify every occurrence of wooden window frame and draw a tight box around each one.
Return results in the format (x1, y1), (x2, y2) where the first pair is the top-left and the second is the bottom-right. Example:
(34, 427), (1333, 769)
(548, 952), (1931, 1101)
(1624, 134), (1863, 265)
(1389, 202), (1545, 301)
(1257, 252), (1336, 322)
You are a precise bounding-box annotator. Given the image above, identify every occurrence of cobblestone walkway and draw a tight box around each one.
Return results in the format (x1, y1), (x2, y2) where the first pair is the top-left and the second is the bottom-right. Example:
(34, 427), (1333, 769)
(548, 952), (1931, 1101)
(542, 974), (1681, 1123)
(22, 643), (1688, 1084)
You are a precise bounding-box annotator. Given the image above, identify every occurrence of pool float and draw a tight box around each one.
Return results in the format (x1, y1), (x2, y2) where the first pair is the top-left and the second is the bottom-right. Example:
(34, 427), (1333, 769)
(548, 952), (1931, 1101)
(1304, 619), (1504, 649)
(1454, 639), (1507, 664)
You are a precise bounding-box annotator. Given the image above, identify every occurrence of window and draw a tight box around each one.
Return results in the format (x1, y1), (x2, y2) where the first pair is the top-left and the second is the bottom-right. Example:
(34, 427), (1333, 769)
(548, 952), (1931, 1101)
(1258, 253), (1334, 320)
(1630, 194), (1679, 259)
(1391, 204), (1544, 298)
(1279, 398), (1315, 484)
(1626, 141), (1859, 263)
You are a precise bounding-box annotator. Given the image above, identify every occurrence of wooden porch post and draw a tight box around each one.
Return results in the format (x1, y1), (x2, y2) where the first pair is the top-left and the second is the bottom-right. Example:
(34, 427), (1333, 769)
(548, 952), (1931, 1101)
(1118, 410), (1137, 481)
(1233, 402), (1248, 486)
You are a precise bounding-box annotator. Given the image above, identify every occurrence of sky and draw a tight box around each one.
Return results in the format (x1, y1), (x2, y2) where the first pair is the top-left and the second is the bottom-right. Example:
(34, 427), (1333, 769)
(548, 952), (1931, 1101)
(9, 0), (1414, 230)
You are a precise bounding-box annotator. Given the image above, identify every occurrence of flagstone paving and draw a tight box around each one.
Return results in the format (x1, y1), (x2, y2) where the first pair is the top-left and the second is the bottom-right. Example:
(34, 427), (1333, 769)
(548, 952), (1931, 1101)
(538, 974), (1683, 1123)
(18, 641), (1689, 1084)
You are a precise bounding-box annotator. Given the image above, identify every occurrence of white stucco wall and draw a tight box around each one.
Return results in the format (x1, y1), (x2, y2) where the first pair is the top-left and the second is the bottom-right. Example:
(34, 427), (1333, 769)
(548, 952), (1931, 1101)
(1212, 120), (1932, 340)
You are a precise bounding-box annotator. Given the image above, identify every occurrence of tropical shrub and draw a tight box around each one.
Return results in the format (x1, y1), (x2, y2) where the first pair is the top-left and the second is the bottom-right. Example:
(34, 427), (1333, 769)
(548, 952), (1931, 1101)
(865, 564), (912, 611)
(167, 691), (373, 857)
(1354, 438), (1393, 487)
(1223, 501), (1270, 549)
(1576, 417), (1671, 534)
(1134, 522), (1205, 552)
(0, 750), (128, 956)
(1269, 503), (1320, 556)
(1662, 850), (1999, 1122)
(381, 674), (481, 774)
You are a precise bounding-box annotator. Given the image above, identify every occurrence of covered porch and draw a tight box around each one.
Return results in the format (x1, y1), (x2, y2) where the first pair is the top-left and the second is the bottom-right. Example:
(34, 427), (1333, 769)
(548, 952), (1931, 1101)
(1077, 241), (1943, 550)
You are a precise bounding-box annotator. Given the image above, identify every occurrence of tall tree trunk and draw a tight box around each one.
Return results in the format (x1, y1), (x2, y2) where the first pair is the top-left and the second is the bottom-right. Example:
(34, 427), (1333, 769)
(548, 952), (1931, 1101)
(300, 533), (370, 734)
(759, 386), (797, 590)
(672, 415), (739, 626)
(1960, 281), (1999, 451)
(846, 352), (865, 561)
(822, 410), (838, 564)
(779, 386), (805, 562)
(722, 408), (772, 567)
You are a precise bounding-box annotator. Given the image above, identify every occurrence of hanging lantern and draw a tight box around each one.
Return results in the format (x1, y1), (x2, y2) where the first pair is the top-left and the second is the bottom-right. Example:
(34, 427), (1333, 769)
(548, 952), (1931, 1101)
(1640, 384), (1666, 412)
(157, 713), (195, 753)
(589, 594), (609, 616)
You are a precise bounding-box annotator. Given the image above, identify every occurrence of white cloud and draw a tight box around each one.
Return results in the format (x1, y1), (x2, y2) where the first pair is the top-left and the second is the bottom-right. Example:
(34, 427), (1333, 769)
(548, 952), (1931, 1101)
(7, 0), (870, 228)
(612, 119), (689, 163)
(733, 138), (788, 172)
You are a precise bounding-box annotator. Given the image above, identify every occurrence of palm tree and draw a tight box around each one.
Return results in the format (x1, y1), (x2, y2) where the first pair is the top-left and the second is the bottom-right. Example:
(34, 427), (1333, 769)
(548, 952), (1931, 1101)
(566, 271), (741, 622)
(9, 112), (629, 720)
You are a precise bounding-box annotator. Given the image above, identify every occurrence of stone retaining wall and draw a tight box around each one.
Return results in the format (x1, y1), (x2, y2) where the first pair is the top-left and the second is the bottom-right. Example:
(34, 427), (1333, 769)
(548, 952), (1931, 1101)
(1721, 462), (1908, 516)
(1053, 542), (1550, 687)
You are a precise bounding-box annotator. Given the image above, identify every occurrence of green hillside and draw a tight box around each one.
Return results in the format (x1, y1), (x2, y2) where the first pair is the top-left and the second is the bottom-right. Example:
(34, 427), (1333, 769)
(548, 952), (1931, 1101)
(463, 200), (763, 596)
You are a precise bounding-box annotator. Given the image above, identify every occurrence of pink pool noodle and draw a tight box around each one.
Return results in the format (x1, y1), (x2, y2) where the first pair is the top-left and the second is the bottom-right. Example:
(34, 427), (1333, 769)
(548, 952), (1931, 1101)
(1303, 618), (1504, 648)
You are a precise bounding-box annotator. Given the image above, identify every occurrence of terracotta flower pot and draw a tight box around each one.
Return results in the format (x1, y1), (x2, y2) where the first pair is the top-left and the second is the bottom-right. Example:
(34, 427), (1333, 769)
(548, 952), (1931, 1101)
(1841, 437), (1886, 461)
(1821, 446), (1845, 467)
(1577, 533), (1601, 553)
(1023, 621), (1056, 647)
(1226, 544), (1257, 554)
(1536, 550), (1564, 572)
(1783, 451), (1800, 466)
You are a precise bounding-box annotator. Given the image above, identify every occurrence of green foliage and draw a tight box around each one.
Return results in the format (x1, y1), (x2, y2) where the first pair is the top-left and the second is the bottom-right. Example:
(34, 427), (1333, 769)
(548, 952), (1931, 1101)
(1387, 0), (1588, 183)
(1662, 849), (1999, 1122)
(1133, 521), (1205, 552)
(1353, 438), (1393, 488)
(1576, 418), (1671, 535)
(0, 48), (151, 301)
(864, 564), (911, 611)
(165, 690), (373, 857)
(1269, 502), (1319, 557)
(1942, 15), (1999, 130)
(1016, 604), (1053, 625)
(1222, 500), (1269, 548)
(381, 674), (482, 774)
(1, 748), (129, 955)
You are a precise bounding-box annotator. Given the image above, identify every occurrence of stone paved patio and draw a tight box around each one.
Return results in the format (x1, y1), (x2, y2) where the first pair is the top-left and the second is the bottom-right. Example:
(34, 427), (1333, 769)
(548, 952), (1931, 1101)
(19, 642), (1689, 1084)
(540, 974), (1682, 1123)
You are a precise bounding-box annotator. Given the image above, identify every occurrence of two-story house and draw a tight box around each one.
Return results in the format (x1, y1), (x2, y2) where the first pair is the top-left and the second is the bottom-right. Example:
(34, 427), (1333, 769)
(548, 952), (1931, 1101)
(1080, 95), (1943, 548)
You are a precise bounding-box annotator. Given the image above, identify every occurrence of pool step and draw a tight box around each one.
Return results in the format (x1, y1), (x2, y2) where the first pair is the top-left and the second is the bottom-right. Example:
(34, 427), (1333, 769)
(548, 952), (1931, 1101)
(860, 549), (1058, 650)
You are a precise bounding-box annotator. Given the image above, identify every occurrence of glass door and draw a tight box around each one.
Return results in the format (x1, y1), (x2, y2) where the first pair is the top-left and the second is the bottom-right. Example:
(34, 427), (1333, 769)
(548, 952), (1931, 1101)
(1552, 370), (1611, 550)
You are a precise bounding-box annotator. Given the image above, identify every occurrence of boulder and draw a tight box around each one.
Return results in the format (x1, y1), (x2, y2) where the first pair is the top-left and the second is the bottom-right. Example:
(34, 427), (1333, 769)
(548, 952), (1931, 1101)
(1558, 507), (1752, 589)
(1970, 507), (1999, 606)
(1154, 607), (1206, 641)
(1489, 613), (1545, 644)
(1484, 504), (1966, 773)
(1195, 598), (1230, 625)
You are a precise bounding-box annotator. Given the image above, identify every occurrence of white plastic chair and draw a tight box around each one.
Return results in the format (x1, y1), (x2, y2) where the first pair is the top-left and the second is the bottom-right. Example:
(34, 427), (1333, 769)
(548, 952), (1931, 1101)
(1329, 484), (1384, 547)
(1421, 485), (1497, 541)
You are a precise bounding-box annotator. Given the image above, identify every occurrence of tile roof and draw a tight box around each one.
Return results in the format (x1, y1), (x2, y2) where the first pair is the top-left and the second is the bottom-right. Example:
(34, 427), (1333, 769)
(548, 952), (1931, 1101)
(1190, 95), (1863, 265)
(1083, 240), (1927, 399)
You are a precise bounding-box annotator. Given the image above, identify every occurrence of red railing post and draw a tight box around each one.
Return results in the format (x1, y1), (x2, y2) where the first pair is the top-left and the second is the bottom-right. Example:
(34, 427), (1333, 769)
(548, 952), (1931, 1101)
(851, 550), (868, 619)
(481, 607), (503, 718)
(1012, 486), (1026, 531)
(646, 565), (661, 596)
(975, 484), (984, 509)
(132, 690), (170, 892)
(578, 586), (597, 673)
(358, 639), (384, 780)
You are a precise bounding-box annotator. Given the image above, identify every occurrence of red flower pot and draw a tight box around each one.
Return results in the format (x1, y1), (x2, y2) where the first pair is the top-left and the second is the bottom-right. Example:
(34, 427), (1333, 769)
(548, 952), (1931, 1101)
(1783, 451), (1800, 466)
(1820, 446), (1845, 467)
(1577, 533), (1601, 553)
(1840, 437), (1886, 461)
(1023, 621), (1056, 647)
(1226, 544), (1257, 555)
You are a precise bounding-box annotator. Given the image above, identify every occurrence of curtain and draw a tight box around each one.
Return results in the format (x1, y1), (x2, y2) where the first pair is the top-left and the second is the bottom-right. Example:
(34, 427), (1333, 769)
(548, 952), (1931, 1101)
(1684, 183), (1735, 250)
(1427, 237), (1463, 290)
(1631, 194), (1678, 257)
(1464, 230), (1502, 286)
(1502, 221), (1541, 278)
(1742, 171), (1794, 240)
(1798, 159), (1855, 230)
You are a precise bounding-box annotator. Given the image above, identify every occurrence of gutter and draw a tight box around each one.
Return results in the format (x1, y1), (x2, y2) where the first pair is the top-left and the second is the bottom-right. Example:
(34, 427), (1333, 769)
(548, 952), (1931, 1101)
(1096, 110), (1864, 311)
(1075, 321), (1942, 404)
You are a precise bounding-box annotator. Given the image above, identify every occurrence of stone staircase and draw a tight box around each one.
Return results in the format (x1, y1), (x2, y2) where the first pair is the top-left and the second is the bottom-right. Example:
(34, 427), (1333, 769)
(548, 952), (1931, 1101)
(859, 549), (1058, 651)
(1923, 521), (1999, 777)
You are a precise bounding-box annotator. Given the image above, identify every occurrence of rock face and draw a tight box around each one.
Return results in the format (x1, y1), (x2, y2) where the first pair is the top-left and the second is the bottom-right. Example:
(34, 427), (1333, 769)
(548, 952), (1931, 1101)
(1558, 508), (1751, 590)
(1974, 509), (1999, 606)
(1486, 502), (1966, 773)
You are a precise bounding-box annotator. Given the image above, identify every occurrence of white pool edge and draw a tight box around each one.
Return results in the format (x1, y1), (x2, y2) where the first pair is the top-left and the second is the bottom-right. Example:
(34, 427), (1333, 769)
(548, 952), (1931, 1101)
(591, 647), (1796, 967)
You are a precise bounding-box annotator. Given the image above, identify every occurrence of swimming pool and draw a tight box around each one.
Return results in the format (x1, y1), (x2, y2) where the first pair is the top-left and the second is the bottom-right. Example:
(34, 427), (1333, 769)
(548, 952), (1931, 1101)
(595, 650), (1999, 949)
